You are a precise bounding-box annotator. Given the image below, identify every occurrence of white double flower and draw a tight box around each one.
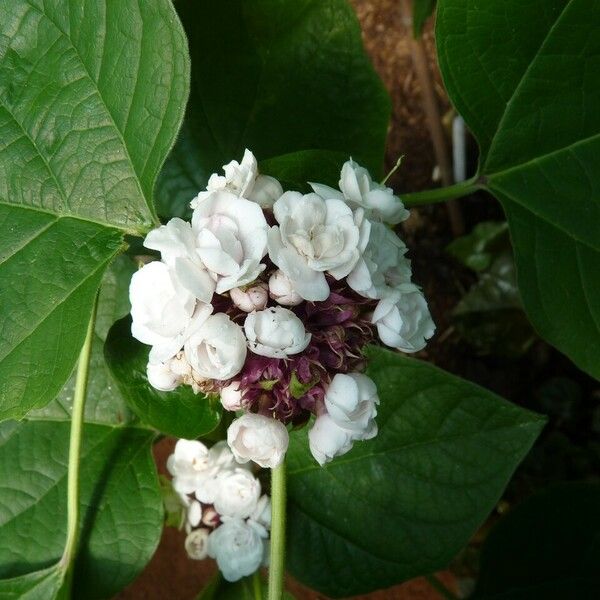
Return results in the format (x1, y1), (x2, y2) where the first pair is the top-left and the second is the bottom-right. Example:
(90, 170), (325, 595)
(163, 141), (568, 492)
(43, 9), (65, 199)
(267, 191), (369, 301)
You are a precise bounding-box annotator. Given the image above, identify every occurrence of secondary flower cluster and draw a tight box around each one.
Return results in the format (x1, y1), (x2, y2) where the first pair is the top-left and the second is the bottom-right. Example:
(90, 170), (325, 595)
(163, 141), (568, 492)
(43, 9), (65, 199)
(167, 439), (271, 582)
(130, 150), (434, 466)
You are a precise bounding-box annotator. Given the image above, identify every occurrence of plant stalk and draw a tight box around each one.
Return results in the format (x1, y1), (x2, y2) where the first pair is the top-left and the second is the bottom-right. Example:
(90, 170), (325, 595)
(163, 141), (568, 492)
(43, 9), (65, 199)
(268, 460), (287, 600)
(425, 573), (459, 600)
(401, 177), (482, 207)
(59, 298), (98, 583)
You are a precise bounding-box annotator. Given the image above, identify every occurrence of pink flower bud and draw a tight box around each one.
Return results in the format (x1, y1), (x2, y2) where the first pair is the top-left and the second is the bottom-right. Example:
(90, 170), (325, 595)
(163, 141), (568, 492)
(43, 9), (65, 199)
(230, 283), (269, 312)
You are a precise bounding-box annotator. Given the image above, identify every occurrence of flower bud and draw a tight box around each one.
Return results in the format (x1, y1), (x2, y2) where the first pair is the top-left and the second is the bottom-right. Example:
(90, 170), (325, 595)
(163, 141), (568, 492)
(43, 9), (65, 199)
(308, 414), (354, 466)
(185, 528), (210, 560)
(146, 360), (182, 392)
(268, 270), (302, 306)
(244, 307), (310, 358)
(220, 381), (244, 411)
(187, 499), (203, 528)
(227, 413), (289, 469)
(230, 283), (268, 312)
(202, 507), (220, 528)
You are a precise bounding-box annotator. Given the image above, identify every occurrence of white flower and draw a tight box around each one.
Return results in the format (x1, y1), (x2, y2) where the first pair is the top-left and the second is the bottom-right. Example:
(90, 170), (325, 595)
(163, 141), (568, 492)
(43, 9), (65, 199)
(187, 499), (202, 529)
(249, 494), (272, 533)
(143, 218), (215, 303)
(191, 191), (268, 294)
(185, 313), (247, 380)
(372, 286), (435, 352)
(213, 468), (261, 519)
(167, 439), (212, 496)
(208, 440), (238, 470)
(310, 159), (409, 224)
(325, 373), (379, 438)
(229, 283), (268, 313)
(220, 381), (244, 411)
(347, 221), (411, 299)
(185, 528), (210, 560)
(191, 149), (283, 209)
(308, 414), (354, 466)
(227, 413), (289, 469)
(267, 192), (366, 301)
(146, 359), (181, 392)
(268, 269), (302, 306)
(308, 373), (380, 466)
(129, 261), (212, 362)
(207, 518), (265, 582)
(244, 307), (311, 358)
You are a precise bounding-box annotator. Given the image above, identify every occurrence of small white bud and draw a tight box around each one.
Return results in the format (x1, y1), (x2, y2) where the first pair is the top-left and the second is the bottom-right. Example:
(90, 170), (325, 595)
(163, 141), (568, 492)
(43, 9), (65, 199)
(220, 381), (243, 411)
(185, 528), (210, 560)
(268, 270), (303, 306)
(230, 283), (268, 312)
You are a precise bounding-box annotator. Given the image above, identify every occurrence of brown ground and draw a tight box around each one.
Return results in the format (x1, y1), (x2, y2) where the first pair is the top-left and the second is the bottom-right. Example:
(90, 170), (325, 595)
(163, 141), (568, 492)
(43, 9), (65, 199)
(119, 1), (464, 598)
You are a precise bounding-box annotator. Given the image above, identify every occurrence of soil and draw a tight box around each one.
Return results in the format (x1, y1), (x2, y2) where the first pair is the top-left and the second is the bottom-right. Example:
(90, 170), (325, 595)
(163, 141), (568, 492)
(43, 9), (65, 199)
(117, 0), (599, 598)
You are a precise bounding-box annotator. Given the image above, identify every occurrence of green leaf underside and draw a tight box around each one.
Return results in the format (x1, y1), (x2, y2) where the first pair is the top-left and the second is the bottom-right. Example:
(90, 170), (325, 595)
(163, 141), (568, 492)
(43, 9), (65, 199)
(0, 420), (162, 600)
(105, 316), (222, 439)
(155, 0), (390, 218)
(0, 0), (190, 418)
(286, 347), (545, 597)
(436, 0), (600, 379)
(473, 482), (600, 599)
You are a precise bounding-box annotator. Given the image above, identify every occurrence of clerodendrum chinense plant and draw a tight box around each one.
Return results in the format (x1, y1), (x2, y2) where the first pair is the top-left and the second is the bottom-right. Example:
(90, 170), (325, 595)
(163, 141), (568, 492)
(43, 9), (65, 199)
(0, 0), (598, 598)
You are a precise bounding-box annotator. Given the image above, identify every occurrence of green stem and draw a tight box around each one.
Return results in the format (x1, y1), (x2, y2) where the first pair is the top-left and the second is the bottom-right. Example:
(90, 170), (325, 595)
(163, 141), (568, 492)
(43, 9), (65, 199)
(425, 574), (459, 600)
(401, 176), (482, 207)
(268, 460), (287, 600)
(59, 298), (98, 582)
(252, 570), (263, 600)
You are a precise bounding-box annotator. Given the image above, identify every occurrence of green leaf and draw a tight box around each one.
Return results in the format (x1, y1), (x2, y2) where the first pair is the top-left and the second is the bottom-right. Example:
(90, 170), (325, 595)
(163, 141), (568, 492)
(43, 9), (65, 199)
(156, 0), (390, 219)
(436, 0), (600, 379)
(0, 566), (65, 600)
(0, 419), (162, 600)
(0, 0), (190, 419)
(446, 221), (509, 272)
(105, 316), (222, 438)
(286, 346), (545, 597)
(31, 257), (136, 426)
(413, 0), (436, 38)
(472, 482), (600, 599)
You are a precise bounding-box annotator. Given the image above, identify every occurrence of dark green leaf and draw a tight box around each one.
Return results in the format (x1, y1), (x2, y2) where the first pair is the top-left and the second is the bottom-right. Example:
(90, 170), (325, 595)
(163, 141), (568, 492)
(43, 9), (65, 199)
(436, 0), (600, 379)
(286, 347), (545, 597)
(105, 316), (222, 439)
(0, 0), (190, 418)
(156, 0), (390, 218)
(0, 419), (162, 600)
(446, 221), (509, 273)
(472, 482), (600, 599)
(413, 0), (436, 38)
(453, 253), (536, 357)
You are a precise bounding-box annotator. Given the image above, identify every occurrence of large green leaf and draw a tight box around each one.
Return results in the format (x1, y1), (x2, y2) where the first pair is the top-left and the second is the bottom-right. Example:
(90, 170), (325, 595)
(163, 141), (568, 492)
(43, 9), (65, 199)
(436, 0), (600, 379)
(0, 566), (65, 600)
(286, 347), (545, 597)
(155, 0), (390, 218)
(472, 482), (600, 599)
(0, 416), (162, 599)
(105, 316), (222, 438)
(0, 0), (190, 419)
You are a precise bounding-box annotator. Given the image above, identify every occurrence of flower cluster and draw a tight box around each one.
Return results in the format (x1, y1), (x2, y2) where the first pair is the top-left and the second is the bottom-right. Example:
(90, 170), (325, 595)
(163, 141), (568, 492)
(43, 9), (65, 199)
(130, 150), (434, 466)
(167, 439), (271, 582)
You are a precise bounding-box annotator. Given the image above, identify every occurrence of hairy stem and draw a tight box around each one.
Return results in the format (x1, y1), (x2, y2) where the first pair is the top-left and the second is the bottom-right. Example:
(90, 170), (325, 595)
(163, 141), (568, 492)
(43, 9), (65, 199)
(425, 574), (459, 600)
(401, 177), (482, 207)
(268, 460), (287, 600)
(59, 298), (98, 582)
